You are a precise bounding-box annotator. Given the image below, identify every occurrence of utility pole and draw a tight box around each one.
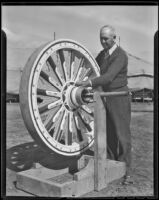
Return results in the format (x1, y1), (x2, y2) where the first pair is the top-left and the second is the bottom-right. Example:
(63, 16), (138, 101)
(119, 36), (120, 47)
(54, 32), (56, 41)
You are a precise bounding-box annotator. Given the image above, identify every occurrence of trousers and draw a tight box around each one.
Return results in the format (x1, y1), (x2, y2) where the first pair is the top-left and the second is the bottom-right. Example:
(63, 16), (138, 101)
(103, 86), (132, 174)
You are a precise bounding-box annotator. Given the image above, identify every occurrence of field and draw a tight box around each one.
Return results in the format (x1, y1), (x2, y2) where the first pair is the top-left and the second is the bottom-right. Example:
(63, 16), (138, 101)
(5, 102), (154, 197)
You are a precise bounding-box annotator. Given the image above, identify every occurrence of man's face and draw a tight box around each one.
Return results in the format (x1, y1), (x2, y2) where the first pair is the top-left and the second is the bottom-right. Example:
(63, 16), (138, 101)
(100, 28), (115, 51)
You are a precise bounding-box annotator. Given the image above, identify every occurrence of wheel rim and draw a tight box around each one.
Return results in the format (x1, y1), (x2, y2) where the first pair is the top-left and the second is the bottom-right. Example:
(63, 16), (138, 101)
(24, 39), (100, 156)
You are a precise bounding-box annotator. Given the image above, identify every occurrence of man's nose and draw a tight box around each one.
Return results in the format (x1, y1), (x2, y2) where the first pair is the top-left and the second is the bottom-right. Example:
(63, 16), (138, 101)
(102, 39), (106, 43)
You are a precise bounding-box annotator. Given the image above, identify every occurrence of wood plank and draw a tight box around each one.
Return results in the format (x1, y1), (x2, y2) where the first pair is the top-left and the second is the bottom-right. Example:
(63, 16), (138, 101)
(93, 92), (107, 191)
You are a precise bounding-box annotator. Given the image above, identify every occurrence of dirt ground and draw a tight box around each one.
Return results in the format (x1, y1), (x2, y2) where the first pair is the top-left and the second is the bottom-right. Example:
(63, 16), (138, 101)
(4, 102), (154, 197)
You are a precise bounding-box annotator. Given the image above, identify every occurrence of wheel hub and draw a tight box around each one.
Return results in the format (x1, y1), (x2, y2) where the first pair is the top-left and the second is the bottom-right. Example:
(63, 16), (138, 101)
(62, 82), (88, 111)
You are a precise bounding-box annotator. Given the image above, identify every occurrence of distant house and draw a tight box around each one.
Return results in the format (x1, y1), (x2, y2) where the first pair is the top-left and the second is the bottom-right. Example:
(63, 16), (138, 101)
(7, 69), (21, 103)
(127, 53), (154, 103)
(7, 92), (19, 103)
(128, 75), (153, 102)
(130, 88), (153, 102)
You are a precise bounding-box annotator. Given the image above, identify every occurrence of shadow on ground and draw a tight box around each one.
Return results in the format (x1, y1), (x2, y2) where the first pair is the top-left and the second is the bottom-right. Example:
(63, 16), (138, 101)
(7, 142), (94, 173)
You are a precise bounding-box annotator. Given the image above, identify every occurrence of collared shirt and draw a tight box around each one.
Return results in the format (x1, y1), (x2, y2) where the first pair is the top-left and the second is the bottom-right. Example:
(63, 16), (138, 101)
(108, 43), (118, 56)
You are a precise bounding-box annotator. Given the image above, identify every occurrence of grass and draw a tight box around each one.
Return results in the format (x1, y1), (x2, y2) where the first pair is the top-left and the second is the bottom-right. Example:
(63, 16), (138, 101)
(5, 103), (154, 197)
(131, 102), (153, 112)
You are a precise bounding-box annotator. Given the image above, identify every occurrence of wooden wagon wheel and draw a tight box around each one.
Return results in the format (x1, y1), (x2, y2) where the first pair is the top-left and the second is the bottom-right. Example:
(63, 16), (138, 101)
(19, 39), (100, 156)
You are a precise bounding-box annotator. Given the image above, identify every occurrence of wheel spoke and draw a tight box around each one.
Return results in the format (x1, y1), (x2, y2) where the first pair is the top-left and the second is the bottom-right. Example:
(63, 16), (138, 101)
(74, 114), (83, 142)
(81, 105), (94, 118)
(38, 99), (62, 114)
(70, 51), (76, 81)
(37, 88), (61, 98)
(60, 50), (70, 82)
(69, 112), (80, 143)
(78, 108), (93, 125)
(60, 110), (68, 130)
(40, 71), (62, 91)
(47, 56), (63, 86)
(79, 109), (92, 125)
(76, 111), (92, 132)
(62, 111), (69, 145)
(53, 109), (65, 140)
(44, 106), (61, 131)
(58, 110), (67, 143)
(74, 111), (86, 133)
(78, 67), (92, 81)
(74, 67), (83, 82)
(66, 51), (72, 80)
(72, 114), (83, 142)
(52, 105), (64, 122)
(58, 49), (67, 82)
(73, 57), (85, 81)
(37, 94), (57, 105)
(67, 112), (72, 145)
(39, 76), (45, 85)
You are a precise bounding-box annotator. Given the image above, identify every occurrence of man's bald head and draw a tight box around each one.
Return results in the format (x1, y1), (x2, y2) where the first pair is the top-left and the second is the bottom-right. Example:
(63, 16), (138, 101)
(100, 25), (116, 39)
(100, 25), (116, 51)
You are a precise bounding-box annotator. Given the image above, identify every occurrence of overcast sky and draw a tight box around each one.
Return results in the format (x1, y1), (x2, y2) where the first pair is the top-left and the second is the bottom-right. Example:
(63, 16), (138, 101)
(2, 5), (158, 63)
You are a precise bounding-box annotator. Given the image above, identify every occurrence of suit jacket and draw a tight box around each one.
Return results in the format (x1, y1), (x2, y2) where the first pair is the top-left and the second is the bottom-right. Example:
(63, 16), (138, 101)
(92, 46), (128, 91)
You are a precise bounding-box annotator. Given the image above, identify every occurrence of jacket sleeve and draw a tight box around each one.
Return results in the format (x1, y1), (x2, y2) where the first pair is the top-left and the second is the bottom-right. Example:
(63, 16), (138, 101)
(91, 51), (127, 87)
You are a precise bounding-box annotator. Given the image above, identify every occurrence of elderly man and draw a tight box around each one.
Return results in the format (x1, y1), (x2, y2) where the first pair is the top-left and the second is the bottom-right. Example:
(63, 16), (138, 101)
(76, 25), (132, 185)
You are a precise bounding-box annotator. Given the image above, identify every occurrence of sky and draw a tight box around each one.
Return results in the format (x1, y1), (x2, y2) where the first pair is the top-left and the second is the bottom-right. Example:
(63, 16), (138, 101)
(2, 5), (158, 63)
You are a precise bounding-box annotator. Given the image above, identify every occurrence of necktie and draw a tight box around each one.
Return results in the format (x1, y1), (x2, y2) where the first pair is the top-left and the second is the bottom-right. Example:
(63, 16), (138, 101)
(104, 51), (109, 60)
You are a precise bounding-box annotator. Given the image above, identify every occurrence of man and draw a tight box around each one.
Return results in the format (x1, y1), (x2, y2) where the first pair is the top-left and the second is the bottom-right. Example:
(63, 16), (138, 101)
(76, 25), (132, 184)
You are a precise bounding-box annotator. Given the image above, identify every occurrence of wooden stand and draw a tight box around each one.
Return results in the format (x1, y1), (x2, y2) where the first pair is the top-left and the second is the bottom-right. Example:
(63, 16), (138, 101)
(16, 92), (126, 197)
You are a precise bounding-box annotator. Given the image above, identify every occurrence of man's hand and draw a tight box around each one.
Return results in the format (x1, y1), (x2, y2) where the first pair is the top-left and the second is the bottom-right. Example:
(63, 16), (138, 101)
(75, 80), (92, 87)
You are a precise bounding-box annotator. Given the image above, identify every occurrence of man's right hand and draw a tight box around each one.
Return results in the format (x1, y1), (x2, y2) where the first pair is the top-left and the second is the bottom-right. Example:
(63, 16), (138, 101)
(75, 80), (92, 87)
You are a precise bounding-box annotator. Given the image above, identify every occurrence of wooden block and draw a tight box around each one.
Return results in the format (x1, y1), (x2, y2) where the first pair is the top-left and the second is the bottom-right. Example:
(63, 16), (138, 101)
(71, 174), (94, 197)
(16, 173), (62, 196)
(18, 166), (68, 179)
(32, 162), (43, 169)
(74, 158), (94, 181)
(16, 167), (94, 197)
(77, 154), (93, 170)
(16, 159), (126, 197)
(16, 166), (69, 196)
(106, 159), (126, 184)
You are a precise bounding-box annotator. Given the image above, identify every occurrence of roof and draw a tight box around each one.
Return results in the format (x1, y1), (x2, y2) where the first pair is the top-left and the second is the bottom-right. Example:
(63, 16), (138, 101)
(128, 76), (153, 90)
(127, 53), (153, 76)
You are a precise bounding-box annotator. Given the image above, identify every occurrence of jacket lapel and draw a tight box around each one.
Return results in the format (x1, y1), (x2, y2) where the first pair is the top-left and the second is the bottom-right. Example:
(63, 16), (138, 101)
(108, 46), (120, 64)
(98, 47), (120, 75)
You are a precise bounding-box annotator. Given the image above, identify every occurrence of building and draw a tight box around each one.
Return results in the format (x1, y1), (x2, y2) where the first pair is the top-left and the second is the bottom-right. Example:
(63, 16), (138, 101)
(6, 45), (154, 103)
(7, 92), (19, 103)
(127, 54), (154, 102)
